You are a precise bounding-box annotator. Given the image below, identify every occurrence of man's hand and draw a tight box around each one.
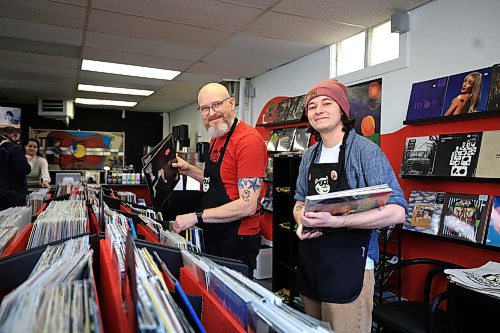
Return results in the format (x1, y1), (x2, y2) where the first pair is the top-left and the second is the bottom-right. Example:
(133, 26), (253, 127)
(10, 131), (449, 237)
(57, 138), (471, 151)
(172, 155), (192, 175)
(174, 212), (197, 233)
(296, 223), (323, 240)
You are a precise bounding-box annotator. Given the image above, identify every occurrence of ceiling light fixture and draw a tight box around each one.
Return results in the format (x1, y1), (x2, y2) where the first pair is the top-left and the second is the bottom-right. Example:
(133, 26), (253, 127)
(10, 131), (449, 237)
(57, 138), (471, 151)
(75, 98), (137, 107)
(81, 59), (181, 80)
(78, 84), (154, 96)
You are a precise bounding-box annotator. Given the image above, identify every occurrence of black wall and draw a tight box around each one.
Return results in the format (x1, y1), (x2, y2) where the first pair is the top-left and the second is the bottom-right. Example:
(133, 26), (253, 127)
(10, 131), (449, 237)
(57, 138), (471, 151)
(19, 104), (164, 170)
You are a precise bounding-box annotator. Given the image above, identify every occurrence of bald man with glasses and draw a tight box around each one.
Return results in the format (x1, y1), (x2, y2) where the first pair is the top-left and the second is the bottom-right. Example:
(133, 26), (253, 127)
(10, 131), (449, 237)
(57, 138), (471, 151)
(173, 83), (267, 274)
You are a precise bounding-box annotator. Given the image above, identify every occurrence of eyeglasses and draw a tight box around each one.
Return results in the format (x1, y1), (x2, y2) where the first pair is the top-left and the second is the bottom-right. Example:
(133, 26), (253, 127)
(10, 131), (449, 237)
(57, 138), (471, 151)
(197, 97), (230, 116)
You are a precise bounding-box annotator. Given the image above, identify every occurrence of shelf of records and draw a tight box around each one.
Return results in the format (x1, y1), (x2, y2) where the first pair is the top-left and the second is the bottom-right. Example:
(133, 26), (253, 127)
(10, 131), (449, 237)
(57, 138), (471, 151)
(257, 94), (306, 126)
(404, 63), (500, 125)
(1, 185), (336, 332)
(403, 191), (500, 249)
(266, 126), (312, 153)
(400, 129), (500, 180)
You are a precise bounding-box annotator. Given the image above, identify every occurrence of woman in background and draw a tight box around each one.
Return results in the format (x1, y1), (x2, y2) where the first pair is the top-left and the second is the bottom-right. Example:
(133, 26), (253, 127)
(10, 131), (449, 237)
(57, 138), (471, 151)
(444, 72), (482, 116)
(25, 138), (51, 188)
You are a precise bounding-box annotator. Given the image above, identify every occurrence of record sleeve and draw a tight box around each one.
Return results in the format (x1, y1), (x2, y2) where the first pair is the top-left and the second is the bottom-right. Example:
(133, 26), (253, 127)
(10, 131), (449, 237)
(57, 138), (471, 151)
(292, 127), (311, 152)
(475, 130), (500, 179)
(273, 99), (292, 123)
(286, 95), (306, 122)
(404, 190), (445, 235)
(432, 132), (482, 177)
(405, 77), (449, 121)
(438, 193), (491, 243)
(304, 184), (392, 215)
(486, 63), (500, 111)
(142, 134), (180, 211)
(261, 99), (280, 124)
(485, 196), (500, 248)
(265, 157), (273, 181)
(400, 136), (439, 176)
(276, 128), (296, 152)
(266, 130), (280, 152)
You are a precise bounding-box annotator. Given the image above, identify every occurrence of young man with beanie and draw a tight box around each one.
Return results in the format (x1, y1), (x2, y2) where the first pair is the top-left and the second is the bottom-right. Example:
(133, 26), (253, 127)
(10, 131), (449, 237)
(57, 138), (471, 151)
(0, 127), (31, 210)
(293, 79), (407, 333)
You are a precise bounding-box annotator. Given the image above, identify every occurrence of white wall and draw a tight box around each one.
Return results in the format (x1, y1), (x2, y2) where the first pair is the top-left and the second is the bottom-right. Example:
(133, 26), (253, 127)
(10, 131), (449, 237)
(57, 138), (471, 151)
(249, 0), (500, 134)
(167, 102), (209, 150)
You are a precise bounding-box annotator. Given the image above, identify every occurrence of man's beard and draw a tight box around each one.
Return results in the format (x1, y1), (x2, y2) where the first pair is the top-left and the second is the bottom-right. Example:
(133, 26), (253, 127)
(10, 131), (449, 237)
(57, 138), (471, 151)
(208, 121), (229, 138)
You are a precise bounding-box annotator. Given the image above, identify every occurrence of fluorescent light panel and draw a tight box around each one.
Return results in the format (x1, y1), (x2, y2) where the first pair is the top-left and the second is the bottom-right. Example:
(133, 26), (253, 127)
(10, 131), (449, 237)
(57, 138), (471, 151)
(81, 59), (181, 80)
(78, 84), (154, 96)
(75, 98), (137, 107)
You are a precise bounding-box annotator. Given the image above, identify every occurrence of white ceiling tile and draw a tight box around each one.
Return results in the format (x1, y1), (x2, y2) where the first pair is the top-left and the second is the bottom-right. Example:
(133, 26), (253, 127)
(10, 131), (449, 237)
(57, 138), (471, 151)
(0, 17), (83, 45)
(1, 0), (87, 29)
(93, 0), (264, 31)
(88, 9), (231, 48)
(222, 33), (323, 58)
(244, 11), (364, 45)
(204, 48), (293, 68)
(175, 72), (224, 83)
(189, 61), (267, 79)
(50, 0), (87, 5)
(84, 32), (207, 63)
(221, 0), (281, 9)
(0, 49), (80, 68)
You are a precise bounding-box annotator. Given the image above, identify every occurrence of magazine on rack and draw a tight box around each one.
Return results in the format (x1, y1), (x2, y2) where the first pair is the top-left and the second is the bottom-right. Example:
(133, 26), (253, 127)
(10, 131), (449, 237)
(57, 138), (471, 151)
(303, 185), (393, 232)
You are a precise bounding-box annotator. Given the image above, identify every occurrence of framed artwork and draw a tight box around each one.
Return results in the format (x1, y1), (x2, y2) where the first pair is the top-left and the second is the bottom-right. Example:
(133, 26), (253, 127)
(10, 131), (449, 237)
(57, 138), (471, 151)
(0, 107), (21, 135)
(347, 78), (382, 146)
(29, 128), (125, 171)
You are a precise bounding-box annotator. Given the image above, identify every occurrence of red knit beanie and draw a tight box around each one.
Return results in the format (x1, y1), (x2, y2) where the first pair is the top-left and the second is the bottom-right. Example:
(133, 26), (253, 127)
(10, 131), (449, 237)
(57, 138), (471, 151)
(305, 79), (350, 117)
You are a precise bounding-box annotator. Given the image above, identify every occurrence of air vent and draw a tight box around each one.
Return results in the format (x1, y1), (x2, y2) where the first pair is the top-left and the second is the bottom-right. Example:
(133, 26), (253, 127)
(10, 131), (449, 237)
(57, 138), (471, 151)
(38, 99), (75, 125)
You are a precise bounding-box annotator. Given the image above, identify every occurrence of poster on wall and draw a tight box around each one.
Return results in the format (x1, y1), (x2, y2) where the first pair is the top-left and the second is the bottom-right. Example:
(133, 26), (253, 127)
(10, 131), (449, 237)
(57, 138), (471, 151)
(0, 107), (21, 135)
(29, 128), (125, 171)
(346, 78), (382, 146)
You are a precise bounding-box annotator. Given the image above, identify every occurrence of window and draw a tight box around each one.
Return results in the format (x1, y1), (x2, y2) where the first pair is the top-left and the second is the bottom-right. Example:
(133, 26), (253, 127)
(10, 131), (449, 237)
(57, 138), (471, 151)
(368, 21), (399, 66)
(337, 32), (366, 76)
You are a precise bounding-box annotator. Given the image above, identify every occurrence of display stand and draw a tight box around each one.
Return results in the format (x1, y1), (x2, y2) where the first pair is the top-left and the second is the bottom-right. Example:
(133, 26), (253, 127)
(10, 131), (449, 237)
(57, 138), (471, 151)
(0, 223), (33, 258)
(180, 268), (246, 333)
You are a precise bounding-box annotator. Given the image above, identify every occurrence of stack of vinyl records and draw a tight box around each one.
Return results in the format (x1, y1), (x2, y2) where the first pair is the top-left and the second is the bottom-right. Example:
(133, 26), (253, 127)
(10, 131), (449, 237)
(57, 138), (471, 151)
(158, 226), (201, 253)
(27, 188), (49, 216)
(0, 206), (32, 255)
(126, 203), (163, 221)
(116, 191), (137, 204)
(104, 206), (130, 280)
(0, 235), (103, 333)
(27, 199), (88, 249)
(180, 250), (333, 332)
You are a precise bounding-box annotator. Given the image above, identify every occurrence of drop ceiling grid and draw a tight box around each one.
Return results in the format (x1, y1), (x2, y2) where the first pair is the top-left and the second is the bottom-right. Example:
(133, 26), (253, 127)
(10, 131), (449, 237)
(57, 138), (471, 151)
(0, 49), (80, 68)
(203, 48), (293, 68)
(188, 61), (267, 78)
(87, 9), (232, 48)
(92, 0), (265, 32)
(244, 11), (364, 45)
(1, 0), (87, 29)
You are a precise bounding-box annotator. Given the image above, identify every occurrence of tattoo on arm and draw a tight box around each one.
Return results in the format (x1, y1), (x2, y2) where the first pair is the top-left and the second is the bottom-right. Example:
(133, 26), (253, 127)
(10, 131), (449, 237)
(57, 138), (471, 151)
(238, 177), (263, 192)
(241, 189), (250, 202)
(377, 206), (385, 211)
(295, 204), (304, 212)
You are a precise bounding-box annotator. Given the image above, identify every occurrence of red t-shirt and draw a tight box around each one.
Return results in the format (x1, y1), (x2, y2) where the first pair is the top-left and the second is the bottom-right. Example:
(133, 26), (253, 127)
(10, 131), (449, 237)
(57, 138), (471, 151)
(208, 121), (267, 235)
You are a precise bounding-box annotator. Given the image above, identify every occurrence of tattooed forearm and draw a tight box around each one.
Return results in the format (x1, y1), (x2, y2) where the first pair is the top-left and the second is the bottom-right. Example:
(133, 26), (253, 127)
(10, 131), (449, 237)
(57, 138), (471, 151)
(241, 189), (251, 202)
(295, 204), (304, 212)
(238, 177), (263, 192)
(377, 205), (385, 211)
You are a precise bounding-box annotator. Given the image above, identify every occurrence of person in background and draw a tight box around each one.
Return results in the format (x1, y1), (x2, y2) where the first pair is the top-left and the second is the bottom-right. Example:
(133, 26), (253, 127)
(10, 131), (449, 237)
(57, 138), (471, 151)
(293, 79), (407, 333)
(444, 72), (482, 116)
(172, 83), (267, 273)
(25, 138), (51, 189)
(0, 127), (31, 210)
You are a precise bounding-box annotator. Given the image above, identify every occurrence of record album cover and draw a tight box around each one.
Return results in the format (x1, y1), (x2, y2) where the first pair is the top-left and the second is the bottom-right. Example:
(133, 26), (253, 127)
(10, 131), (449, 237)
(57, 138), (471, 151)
(265, 157), (273, 181)
(266, 130), (280, 152)
(286, 95), (306, 122)
(442, 67), (492, 116)
(404, 190), (446, 235)
(276, 128), (296, 152)
(438, 193), (491, 243)
(432, 132), (482, 177)
(485, 196), (500, 248)
(405, 77), (449, 121)
(475, 130), (500, 179)
(274, 99), (292, 123)
(292, 127), (311, 152)
(400, 136), (439, 176)
(486, 64), (500, 111)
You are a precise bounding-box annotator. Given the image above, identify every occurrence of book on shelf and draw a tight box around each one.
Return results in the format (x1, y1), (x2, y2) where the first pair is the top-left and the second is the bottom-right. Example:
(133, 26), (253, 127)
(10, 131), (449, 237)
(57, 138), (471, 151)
(486, 63), (500, 112)
(304, 184), (393, 215)
(266, 129), (281, 152)
(400, 136), (439, 176)
(432, 132), (483, 177)
(438, 192), (491, 243)
(485, 196), (500, 248)
(292, 127), (311, 152)
(404, 190), (446, 235)
(475, 130), (500, 179)
(276, 128), (296, 152)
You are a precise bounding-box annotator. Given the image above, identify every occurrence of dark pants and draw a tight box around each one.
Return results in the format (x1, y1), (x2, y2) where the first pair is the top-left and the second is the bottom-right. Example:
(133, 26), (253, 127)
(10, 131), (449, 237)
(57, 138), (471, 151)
(234, 235), (262, 273)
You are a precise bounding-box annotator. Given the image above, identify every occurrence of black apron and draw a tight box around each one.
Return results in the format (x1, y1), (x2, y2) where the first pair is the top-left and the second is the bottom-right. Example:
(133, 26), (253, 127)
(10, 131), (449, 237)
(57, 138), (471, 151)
(200, 118), (242, 259)
(296, 132), (372, 303)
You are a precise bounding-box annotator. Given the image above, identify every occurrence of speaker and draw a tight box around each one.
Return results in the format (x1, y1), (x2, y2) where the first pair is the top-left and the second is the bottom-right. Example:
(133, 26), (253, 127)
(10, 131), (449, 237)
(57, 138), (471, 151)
(391, 11), (409, 34)
(179, 124), (189, 140)
(172, 125), (180, 142)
